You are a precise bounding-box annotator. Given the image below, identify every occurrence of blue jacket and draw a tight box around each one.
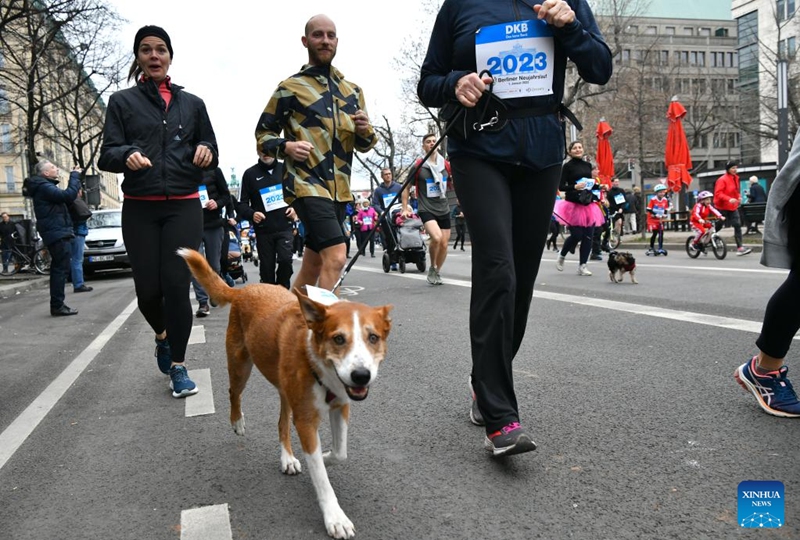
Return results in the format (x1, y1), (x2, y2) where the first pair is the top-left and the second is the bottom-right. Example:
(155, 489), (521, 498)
(418, 0), (612, 171)
(29, 171), (80, 246)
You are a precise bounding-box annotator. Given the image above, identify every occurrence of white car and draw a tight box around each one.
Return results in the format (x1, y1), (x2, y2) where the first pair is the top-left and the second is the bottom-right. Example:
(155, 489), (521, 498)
(83, 209), (130, 273)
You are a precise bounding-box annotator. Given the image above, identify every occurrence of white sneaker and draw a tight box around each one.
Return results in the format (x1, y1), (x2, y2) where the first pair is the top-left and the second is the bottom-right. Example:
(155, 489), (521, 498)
(434, 269), (443, 285)
(556, 256), (565, 271)
(578, 264), (592, 276)
(427, 266), (437, 284)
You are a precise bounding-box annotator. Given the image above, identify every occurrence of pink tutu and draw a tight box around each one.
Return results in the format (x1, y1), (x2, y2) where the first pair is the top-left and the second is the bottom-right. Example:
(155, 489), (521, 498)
(553, 199), (605, 227)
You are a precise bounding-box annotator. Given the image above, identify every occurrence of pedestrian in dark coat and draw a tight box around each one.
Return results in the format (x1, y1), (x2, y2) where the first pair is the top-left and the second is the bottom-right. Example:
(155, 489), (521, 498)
(28, 160), (80, 315)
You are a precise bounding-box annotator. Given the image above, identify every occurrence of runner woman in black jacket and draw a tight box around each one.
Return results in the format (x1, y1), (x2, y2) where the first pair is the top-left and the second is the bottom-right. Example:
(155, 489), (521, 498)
(419, 0), (612, 457)
(98, 26), (219, 399)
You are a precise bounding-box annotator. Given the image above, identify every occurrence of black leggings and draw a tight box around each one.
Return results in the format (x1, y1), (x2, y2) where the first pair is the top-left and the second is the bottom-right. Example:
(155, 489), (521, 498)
(122, 199), (203, 363)
(452, 156), (560, 432)
(561, 225), (594, 264)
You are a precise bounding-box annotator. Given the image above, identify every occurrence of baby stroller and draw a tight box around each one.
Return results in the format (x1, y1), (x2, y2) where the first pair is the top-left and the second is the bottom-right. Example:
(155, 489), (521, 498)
(381, 204), (426, 274)
(225, 229), (248, 284)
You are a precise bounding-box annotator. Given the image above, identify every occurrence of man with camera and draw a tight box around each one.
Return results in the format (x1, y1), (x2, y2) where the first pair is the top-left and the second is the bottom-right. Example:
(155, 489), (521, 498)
(27, 161), (81, 316)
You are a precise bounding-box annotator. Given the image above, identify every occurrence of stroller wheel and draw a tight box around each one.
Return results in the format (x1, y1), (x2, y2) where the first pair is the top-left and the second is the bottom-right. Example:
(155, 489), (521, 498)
(398, 258), (406, 273)
(382, 251), (390, 273)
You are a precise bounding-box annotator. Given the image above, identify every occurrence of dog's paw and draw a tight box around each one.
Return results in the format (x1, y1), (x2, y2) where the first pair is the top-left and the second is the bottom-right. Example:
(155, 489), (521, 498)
(324, 508), (355, 539)
(281, 455), (302, 475)
(232, 415), (245, 436)
(322, 450), (345, 466)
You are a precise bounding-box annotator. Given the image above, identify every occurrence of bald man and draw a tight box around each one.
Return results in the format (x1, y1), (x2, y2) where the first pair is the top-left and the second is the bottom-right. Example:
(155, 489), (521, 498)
(255, 15), (377, 292)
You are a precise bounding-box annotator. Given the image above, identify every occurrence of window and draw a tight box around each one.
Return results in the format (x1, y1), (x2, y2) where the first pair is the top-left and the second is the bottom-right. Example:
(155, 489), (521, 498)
(679, 51), (689, 65)
(690, 51), (698, 65)
(683, 27), (694, 36)
(622, 49), (631, 63)
(5, 166), (13, 192)
(696, 134), (707, 149)
(780, 36), (798, 58)
(0, 85), (8, 114)
(0, 123), (11, 153)
(645, 26), (657, 35)
(665, 26), (676, 35)
(698, 51), (706, 67)
(778, 0), (796, 21)
(627, 25), (638, 34)
(699, 28), (711, 37)
(692, 78), (707, 94)
(660, 50), (670, 65)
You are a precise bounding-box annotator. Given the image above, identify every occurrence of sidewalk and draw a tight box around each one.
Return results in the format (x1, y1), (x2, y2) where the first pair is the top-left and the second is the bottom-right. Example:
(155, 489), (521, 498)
(0, 273), (49, 299)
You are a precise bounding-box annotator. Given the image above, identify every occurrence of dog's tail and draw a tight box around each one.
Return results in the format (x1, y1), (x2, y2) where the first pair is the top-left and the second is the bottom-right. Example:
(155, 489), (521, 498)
(178, 248), (239, 307)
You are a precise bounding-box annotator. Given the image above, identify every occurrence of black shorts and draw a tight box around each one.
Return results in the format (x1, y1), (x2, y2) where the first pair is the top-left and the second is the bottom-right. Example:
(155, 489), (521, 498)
(292, 197), (347, 252)
(419, 211), (451, 230)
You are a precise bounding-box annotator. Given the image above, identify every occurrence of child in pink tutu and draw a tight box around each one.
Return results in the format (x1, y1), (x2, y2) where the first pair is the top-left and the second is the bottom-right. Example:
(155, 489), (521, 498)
(554, 141), (605, 276)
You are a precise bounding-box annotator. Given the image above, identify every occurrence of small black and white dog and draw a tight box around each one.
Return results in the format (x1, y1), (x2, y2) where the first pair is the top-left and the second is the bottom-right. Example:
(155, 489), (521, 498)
(607, 251), (637, 284)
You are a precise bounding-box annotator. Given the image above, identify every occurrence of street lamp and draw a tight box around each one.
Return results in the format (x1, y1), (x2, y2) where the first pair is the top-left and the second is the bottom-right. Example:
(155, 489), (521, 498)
(777, 59), (789, 171)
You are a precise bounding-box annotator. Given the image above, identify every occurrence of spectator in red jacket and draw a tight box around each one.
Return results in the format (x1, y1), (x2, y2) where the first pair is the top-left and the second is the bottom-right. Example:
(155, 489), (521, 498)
(713, 161), (751, 256)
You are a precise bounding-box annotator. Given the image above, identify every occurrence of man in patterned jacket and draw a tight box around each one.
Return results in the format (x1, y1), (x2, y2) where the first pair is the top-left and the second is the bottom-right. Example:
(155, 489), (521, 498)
(255, 14), (377, 293)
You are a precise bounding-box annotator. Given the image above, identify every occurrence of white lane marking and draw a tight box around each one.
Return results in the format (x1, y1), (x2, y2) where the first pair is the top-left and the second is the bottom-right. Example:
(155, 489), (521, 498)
(0, 298), (139, 472)
(351, 266), (797, 339)
(181, 503), (233, 540)
(188, 325), (206, 345)
(185, 369), (215, 417)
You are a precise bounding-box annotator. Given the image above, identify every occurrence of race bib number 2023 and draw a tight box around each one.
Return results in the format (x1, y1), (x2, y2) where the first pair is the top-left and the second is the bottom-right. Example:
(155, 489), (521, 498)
(475, 20), (554, 99)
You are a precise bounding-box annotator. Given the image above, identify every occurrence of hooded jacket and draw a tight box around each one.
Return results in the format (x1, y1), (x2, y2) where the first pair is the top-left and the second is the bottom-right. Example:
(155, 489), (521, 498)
(256, 64), (377, 204)
(762, 131), (800, 269)
(98, 78), (218, 197)
(29, 170), (80, 246)
(713, 171), (741, 212)
(418, 0), (612, 172)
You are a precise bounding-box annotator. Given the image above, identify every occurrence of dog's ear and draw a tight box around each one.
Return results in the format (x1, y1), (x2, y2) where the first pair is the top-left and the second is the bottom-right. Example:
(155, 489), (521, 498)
(294, 288), (327, 326)
(378, 305), (393, 334)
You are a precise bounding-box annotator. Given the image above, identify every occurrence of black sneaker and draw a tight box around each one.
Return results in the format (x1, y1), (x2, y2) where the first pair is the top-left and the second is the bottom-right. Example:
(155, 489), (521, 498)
(468, 377), (485, 426)
(195, 304), (210, 317)
(484, 422), (537, 457)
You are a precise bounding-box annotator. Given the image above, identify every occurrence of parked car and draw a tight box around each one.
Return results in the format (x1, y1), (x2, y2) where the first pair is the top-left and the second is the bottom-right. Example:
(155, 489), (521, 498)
(83, 209), (129, 273)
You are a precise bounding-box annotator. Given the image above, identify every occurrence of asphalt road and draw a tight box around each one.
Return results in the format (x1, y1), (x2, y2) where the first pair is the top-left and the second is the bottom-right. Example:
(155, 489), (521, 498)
(0, 245), (798, 540)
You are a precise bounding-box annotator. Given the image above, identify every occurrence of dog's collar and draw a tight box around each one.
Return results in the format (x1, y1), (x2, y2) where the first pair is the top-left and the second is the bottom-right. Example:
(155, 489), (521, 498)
(310, 368), (338, 404)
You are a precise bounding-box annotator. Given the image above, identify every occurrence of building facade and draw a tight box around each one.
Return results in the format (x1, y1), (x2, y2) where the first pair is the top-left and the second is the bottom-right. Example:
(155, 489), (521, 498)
(569, 1), (740, 195)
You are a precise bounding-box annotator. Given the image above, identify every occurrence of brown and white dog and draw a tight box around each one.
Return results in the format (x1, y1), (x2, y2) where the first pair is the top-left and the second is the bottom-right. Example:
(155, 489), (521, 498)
(179, 248), (392, 539)
(607, 251), (638, 284)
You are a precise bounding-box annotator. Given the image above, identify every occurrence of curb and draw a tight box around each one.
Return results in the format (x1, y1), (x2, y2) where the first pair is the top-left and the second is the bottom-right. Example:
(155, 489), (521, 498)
(0, 276), (49, 299)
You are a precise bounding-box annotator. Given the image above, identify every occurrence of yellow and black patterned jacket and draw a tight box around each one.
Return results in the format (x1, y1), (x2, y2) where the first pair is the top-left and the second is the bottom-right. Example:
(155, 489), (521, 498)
(256, 64), (377, 204)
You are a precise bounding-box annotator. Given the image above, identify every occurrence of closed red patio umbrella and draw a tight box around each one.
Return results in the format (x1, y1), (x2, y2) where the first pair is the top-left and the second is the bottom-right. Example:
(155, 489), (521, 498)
(596, 119), (614, 188)
(665, 98), (693, 192)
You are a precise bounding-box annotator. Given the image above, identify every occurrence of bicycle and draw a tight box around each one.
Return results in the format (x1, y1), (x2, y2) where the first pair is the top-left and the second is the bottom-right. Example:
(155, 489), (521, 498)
(685, 225), (727, 260)
(1, 234), (51, 275)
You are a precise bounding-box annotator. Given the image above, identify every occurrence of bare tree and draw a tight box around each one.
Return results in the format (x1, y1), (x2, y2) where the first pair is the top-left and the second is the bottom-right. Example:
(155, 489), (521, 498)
(0, 0), (125, 174)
